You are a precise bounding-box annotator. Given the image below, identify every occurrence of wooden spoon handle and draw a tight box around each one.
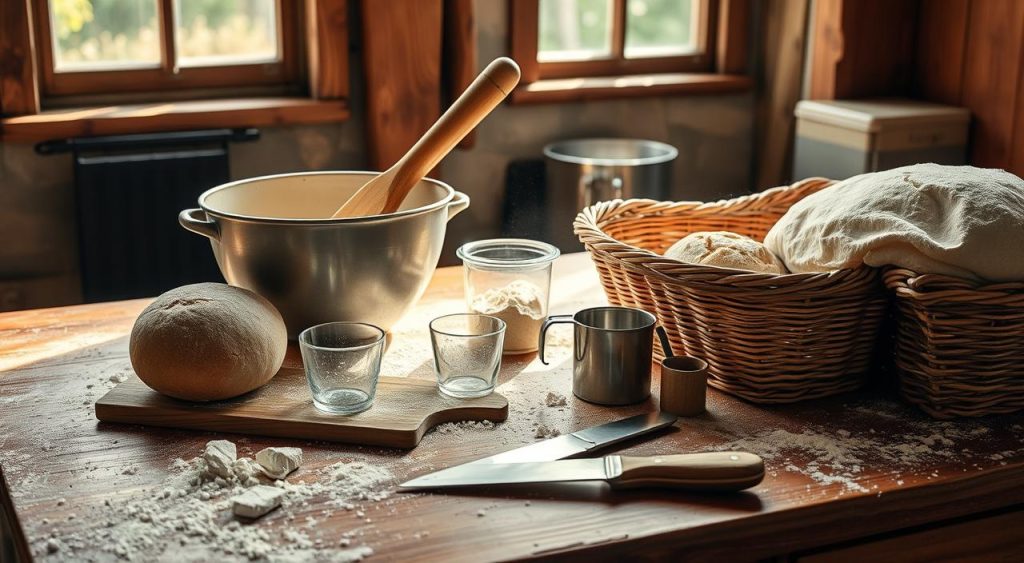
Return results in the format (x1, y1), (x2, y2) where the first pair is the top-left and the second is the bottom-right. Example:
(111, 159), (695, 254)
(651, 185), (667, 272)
(379, 57), (520, 214)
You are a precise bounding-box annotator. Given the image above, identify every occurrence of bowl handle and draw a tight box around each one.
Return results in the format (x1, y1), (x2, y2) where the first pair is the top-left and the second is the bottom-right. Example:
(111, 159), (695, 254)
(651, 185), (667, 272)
(179, 208), (220, 241)
(446, 191), (470, 221)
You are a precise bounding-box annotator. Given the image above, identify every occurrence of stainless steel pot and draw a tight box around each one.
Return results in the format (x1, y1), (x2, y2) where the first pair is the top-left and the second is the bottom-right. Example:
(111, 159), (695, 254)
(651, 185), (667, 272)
(544, 138), (677, 251)
(179, 171), (469, 337)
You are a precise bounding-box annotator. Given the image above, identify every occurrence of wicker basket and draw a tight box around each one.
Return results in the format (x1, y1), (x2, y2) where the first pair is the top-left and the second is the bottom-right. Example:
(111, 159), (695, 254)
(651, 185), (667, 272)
(884, 269), (1024, 418)
(574, 178), (887, 404)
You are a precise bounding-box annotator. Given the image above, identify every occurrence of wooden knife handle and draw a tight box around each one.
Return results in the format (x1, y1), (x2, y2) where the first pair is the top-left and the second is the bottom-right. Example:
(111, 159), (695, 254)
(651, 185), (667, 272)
(609, 452), (765, 492)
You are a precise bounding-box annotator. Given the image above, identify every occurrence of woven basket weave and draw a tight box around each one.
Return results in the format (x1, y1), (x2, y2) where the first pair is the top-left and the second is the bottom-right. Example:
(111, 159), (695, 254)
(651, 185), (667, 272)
(574, 178), (887, 404)
(884, 269), (1024, 418)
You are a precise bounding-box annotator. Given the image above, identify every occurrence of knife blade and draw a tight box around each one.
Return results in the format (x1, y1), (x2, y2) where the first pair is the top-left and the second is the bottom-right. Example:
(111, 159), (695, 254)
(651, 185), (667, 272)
(465, 411), (678, 466)
(400, 452), (765, 492)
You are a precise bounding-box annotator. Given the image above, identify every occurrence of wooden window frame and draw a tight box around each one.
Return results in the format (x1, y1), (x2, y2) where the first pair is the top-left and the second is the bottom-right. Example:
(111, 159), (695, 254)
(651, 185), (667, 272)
(509, 0), (750, 103)
(33, 0), (301, 98)
(0, 0), (350, 140)
(519, 0), (716, 80)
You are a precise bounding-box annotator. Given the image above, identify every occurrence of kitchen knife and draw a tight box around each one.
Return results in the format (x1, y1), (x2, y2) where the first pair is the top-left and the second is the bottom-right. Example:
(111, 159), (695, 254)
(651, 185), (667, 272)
(400, 452), (765, 492)
(465, 411), (678, 466)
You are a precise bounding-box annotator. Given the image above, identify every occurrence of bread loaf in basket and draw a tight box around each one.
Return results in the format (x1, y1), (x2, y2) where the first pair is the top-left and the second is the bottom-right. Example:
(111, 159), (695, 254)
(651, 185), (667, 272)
(574, 178), (887, 403)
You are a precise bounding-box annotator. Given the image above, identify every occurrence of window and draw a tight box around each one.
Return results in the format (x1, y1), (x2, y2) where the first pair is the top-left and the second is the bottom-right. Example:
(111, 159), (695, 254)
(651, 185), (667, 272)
(509, 0), (749, 103)
(34, 0), (300, 98)
(517, 0), (714, 80)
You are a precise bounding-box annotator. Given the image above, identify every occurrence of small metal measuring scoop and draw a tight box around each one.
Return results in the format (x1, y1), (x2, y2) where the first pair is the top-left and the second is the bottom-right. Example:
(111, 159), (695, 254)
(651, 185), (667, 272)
(539, 306), (656, 405)
(656, 326), (709, 417)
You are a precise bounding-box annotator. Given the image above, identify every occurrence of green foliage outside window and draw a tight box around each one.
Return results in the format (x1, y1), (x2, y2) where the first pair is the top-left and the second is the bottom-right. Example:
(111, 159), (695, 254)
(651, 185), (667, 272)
(48, 0), (276, 69)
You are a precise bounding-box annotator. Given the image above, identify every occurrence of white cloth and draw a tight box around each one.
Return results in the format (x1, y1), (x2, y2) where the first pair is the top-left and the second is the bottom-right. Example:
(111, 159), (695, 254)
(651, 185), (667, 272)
(764, 164), (1024, 281)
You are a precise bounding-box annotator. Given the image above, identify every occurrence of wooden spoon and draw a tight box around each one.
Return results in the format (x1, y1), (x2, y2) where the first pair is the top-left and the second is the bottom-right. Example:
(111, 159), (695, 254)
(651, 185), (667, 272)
(331, 57), (521, 219)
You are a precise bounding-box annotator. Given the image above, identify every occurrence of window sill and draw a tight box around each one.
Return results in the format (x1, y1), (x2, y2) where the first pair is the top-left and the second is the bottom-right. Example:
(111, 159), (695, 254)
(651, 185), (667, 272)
(509, 73), (752, 104)
(0, 97), (349, 142)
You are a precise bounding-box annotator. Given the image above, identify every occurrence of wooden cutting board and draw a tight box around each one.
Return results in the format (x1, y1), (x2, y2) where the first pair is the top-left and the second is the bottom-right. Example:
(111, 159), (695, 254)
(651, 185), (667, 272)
(95, 366), (508, 449)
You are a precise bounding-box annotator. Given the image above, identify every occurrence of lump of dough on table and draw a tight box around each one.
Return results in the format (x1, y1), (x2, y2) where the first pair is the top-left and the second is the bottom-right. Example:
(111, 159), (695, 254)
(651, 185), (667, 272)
(129, 283), (287, 402)
(664, 231), (787, 274)
(763, 164), (1024, 281)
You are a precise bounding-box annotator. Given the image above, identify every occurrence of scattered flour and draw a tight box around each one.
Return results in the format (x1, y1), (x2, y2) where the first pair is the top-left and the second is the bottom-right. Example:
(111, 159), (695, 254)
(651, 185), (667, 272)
(431, 420), (497, 434)
(471, 280), (546, 353)
(693, 401), (1023, 493)
(534, 424), (561, 439)
(544, 392), (567, 407)
(35, 440), (390, 561)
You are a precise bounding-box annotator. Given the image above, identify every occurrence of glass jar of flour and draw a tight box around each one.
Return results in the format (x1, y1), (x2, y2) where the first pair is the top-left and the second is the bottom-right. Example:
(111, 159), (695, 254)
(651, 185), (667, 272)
(456, 239), (560, 354)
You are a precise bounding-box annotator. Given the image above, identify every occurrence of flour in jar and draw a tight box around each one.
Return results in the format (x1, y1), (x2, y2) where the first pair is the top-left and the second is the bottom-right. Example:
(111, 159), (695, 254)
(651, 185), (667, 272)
(471, 280), (545, 353)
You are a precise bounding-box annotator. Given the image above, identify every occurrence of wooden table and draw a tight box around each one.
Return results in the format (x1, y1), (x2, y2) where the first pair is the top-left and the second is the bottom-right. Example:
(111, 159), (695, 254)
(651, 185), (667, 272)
(1, 253), (1022, 562)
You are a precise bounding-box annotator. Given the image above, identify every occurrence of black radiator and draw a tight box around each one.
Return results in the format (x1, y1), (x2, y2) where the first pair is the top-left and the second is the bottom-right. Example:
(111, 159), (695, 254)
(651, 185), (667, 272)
(37, 128), (259, 302)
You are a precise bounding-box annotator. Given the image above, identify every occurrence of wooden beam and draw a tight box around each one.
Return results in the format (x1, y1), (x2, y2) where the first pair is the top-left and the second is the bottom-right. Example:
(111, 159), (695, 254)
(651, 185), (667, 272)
(754, 0), (809, 189)
(508, 0), (540, 84)
(0, 0), (40, 116)
(306, 0), (349, 100)
(444, 0), (476, 149)
(361, 0), (443, 170)
(716, 0), (750, 74)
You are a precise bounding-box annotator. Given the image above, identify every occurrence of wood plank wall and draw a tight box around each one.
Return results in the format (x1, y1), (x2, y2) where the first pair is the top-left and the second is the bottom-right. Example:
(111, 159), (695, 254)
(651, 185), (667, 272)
(808, 0), (918, 100)
(811, 0), (1024, 177)
(916, 0), (1024, 173)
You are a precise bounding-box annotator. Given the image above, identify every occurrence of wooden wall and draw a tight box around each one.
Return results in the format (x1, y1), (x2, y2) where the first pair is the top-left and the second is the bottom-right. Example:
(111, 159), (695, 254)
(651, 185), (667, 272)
(809, 0), (1024, 177)
(808, 0), (918, 100)
(915, 0), (1024, 173)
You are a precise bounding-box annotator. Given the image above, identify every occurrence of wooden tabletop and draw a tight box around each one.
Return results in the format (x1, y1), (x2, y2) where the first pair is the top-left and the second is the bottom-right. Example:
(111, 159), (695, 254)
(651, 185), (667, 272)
(1, 253), (1023, 562)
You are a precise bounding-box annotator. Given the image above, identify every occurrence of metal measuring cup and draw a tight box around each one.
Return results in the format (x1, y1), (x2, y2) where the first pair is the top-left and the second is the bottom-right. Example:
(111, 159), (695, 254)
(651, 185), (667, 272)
(538, 306), (656, 405)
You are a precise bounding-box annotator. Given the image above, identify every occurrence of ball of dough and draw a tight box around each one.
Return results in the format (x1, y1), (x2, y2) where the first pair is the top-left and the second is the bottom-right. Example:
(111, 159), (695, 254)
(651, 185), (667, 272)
(129, 283), (287, 401)
(664, 231), (788, 274)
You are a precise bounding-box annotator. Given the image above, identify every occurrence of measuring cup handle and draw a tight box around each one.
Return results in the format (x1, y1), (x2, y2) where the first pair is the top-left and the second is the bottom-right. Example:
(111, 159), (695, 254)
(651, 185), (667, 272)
(538, 315), (576, 365)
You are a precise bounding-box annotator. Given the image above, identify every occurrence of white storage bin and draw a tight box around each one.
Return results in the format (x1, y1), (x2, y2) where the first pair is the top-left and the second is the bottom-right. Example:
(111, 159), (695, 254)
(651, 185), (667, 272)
(793, 99), (970, 180)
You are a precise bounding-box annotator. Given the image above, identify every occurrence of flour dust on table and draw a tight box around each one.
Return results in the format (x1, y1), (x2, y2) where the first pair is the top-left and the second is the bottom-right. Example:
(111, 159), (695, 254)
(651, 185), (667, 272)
(32, 440), (390, 561)
(693, 399), (1024, 494)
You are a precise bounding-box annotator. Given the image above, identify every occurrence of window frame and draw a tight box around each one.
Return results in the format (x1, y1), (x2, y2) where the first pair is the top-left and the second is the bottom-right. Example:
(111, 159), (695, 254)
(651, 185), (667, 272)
(0, 0), (350, 141)
(32, 0), (302, 98)
(523, 0), (717, 80)
(509, 0), (750, 103)
(509, 0), (712, 80)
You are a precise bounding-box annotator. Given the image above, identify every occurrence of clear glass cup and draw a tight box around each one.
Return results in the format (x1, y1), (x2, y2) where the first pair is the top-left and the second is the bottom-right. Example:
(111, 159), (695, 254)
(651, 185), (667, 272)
(298, 322), (385, 414)
(456, 239), (560, 355)
(429, 314), (506, 398)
